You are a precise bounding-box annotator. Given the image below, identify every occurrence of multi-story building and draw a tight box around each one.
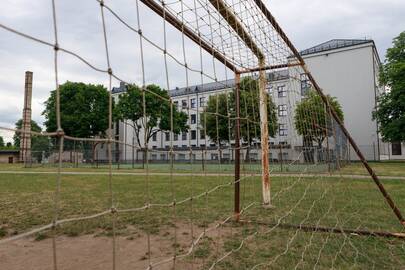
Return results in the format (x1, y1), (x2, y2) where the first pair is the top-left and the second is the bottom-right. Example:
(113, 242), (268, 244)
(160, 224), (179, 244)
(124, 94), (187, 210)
(108, 70), (303, 163)
(99, 38), (401, 163)
(301, 39), (404, 160)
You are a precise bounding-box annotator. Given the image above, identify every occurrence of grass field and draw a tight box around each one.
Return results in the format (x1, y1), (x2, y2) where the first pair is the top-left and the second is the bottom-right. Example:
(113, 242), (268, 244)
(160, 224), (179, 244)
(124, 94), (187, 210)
(339, 161), (405, 177)
(1, 160), (404, 177)
(1, 164), (405, 269)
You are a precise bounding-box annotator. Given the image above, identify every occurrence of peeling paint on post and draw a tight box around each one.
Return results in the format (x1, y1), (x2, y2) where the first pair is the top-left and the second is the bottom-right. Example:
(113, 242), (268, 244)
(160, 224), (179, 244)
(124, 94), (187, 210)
(258, 59), (271, 206)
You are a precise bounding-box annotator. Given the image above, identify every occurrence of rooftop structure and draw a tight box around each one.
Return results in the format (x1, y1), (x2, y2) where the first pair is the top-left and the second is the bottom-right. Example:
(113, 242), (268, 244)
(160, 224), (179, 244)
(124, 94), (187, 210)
(300, 39), (374, 56)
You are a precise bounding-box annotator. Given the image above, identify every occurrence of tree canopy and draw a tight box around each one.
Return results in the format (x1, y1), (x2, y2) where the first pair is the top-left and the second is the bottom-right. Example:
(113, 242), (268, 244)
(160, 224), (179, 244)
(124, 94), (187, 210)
(236, 77), (278, 143)
(373, 31), (405, 142)
(114, 84), (188, 147)
(14, 119), (50, 161)
(202, 77), (278, 145)
(13, 119), (42, 147)
(201, 93), (230, 144)
(294, 90), (344, 147)
(0, 136), (4, 147)
(43, 82), (109, 138)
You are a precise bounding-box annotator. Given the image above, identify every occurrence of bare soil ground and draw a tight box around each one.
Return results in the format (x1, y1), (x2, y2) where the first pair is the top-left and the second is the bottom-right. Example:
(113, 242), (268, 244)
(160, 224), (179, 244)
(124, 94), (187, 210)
(0, 222), (230, 270)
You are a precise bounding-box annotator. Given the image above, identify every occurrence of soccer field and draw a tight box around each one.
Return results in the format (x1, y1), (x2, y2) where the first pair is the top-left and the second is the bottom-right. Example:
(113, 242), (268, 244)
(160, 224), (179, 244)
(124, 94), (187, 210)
(0, 168), (404, 269)
(1, 160), (405, 177)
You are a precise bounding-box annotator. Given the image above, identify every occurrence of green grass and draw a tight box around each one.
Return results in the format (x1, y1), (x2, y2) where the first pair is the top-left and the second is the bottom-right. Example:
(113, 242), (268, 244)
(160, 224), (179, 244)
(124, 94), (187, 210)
(339, 161), (405, 177)
(0, 162), (330, 174)
(1, 161), (404, 177)
(0, 170), (404, 268)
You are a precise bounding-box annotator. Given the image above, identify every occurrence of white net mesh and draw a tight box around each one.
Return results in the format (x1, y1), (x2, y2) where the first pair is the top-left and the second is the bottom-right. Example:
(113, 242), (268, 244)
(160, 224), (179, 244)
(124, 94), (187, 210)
(0, 0), (404, 269)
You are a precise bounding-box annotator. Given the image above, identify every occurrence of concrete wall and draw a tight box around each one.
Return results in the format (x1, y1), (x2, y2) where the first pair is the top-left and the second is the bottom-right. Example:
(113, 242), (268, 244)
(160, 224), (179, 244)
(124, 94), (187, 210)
(0, 153), (19, 163)
(303, 44), (379, 160)
(380, 141), (405, 160)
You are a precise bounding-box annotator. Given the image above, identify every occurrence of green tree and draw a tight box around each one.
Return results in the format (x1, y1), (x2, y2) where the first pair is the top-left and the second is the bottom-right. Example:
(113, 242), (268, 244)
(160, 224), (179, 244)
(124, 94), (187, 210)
(13, 119), (50, 162)
(43, 81), (109, 138)
(236, 77), (278, 142)
(0, 136), (4, 147)
(200, 93), (230, 145)
(294, 90), (344, 148)
(114, 84), (188, 148)
(373, 31), (405, 142)
(202, 77), (278, 145)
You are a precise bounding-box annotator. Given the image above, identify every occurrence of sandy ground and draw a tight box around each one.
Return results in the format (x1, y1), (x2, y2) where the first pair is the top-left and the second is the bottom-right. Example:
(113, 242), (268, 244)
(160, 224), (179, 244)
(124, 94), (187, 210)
(0, 224), (214, 270)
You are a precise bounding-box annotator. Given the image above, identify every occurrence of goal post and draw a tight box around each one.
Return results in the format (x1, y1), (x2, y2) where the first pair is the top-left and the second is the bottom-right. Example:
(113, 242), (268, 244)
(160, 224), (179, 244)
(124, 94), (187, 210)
(250, 0), (405, 226)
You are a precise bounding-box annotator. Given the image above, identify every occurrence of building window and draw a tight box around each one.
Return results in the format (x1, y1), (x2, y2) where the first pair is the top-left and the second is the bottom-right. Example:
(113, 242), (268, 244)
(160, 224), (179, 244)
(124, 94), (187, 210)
(191, 114), (197, 124)
(152, 133), (157, 141)
(266, 84), (273, 94)
(278, 105), (287, 117)
(174, 133), (178, 141)
(182, 131), (187, 140)
(211, 153), (218, 160)
(173, 101), (179, 109)
(165, 132), (170, 141)
(279, 123), (288, 136)
(182, 100), (187, 109)
(277, 85), (287, 97)
(191, 130), (197, 140)
(200, 130), (206, 140)
(178, 154), (186, 160)
(191, 98), (196, 108)
(300, 73), (311, 96)
(200, 97), (206, 107)
(392, 142), (402, 156)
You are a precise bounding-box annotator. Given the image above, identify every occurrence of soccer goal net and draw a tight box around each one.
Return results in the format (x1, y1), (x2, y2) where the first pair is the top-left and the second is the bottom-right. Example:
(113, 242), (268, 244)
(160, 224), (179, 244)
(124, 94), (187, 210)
(0, 0), (404, 269)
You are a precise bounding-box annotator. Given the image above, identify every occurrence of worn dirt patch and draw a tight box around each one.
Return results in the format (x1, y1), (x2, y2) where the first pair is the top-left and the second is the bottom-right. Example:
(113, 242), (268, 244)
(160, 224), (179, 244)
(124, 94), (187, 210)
(0, 222), (235, 270)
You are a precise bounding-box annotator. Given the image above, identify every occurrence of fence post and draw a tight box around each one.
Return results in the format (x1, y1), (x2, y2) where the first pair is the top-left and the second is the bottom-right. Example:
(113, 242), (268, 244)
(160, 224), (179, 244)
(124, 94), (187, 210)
(258, 59), (271, 206)
(234, 73), (241, 221)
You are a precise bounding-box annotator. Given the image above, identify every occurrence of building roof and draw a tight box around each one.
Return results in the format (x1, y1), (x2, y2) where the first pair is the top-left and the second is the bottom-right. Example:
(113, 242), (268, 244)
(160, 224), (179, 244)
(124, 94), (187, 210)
(171, 69), (289, 97)
(0, 149), (19, 154)
(112, 70), (289, 97)
(300, 39), (374, 56)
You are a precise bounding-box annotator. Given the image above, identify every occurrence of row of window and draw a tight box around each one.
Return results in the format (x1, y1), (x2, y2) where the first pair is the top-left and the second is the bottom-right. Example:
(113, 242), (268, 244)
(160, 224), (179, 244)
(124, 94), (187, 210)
(173, 97), (206, 110)
(266, 73), (312, 98)
(152, 124), (288, 142)
(266, 84), (287, 98)
(149, 152), (289, 161)
(152, 130), (206, 142)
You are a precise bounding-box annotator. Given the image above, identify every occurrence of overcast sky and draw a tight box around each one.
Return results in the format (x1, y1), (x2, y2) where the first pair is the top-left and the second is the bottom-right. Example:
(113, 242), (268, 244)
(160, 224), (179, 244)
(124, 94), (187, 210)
(0, 0), (404, 142)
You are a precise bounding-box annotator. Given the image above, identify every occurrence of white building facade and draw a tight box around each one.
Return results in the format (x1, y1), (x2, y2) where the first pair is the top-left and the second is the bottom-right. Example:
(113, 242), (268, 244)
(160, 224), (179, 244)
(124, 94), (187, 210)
(108, 71), (304, 163)
(97, 39), (402, 163)
(301, 39), (404, 160)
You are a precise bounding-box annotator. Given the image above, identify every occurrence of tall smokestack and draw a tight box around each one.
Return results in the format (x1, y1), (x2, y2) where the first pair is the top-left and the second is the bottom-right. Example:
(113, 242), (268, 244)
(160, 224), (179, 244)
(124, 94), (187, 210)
(21, 71), (33, 165)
